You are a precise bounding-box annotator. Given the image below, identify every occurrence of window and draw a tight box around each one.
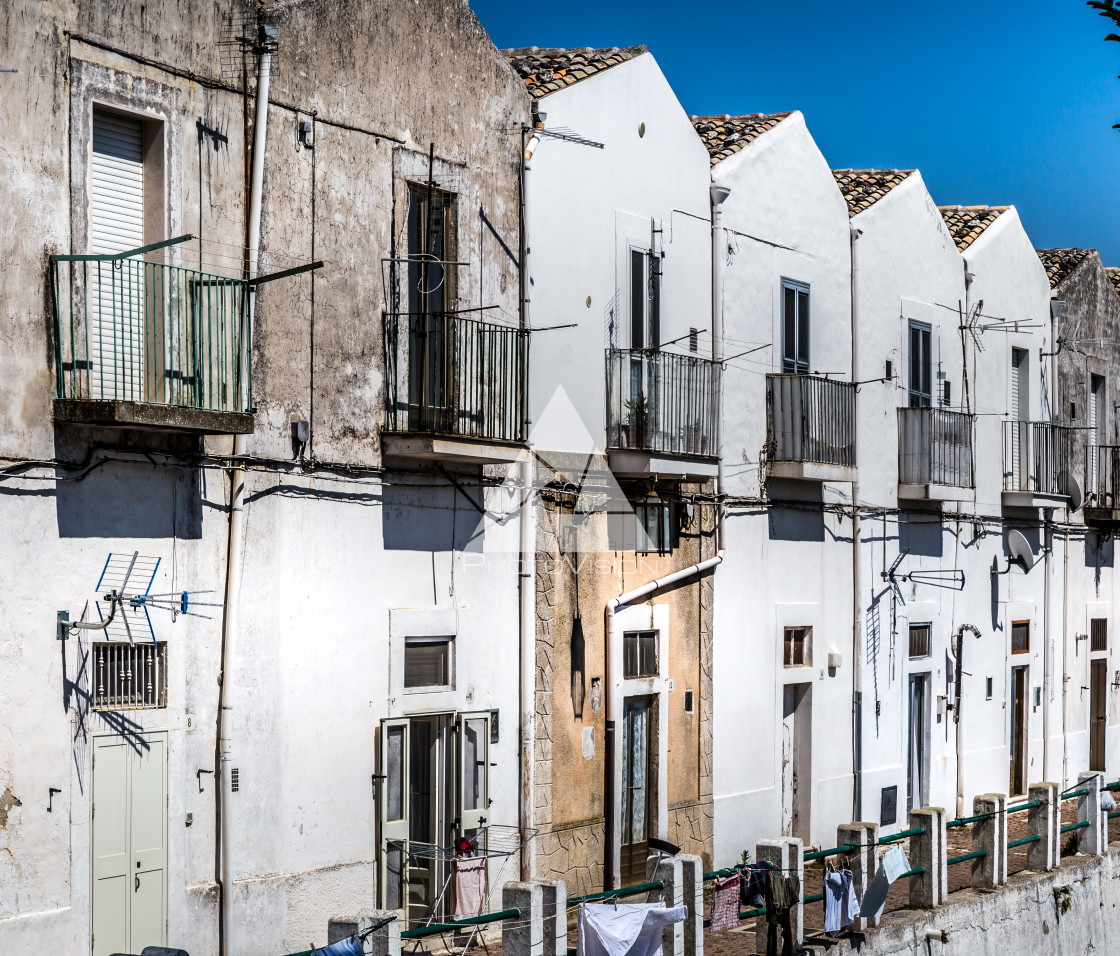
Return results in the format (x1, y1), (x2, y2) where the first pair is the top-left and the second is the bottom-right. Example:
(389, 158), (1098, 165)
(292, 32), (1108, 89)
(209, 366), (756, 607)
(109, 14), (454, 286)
(683, 689), (695, 714)
(908, 322), (932, 407)
(908, 623), (932, 659)
(623, 631), (659, 678)
(1092, 618), (1108, 653)
(1010, 348), (1028, 421)
(985, 677), (993, 700)
(404, 635), (453, 689)
(1011, 621), (1030, 655)
(608, 495), (675, 554)
(781, 281), (810, 373)
(783, 626), (812, 667)
(630, 249), (660, 350)
(407, 182), (457, 318)
(93, 642), (167, 711)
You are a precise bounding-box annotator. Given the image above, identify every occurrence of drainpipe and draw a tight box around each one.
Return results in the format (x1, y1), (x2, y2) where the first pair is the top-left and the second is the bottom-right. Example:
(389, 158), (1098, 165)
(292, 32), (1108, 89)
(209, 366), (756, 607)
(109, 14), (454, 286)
(1043, 516), (1053, 781)
(710, 183), (730, 550)
(1062, 527), (1070, 788)
(603, 555), (723, 887)
(849, 223), (863, 820)
(952, 624), (981, 817)
(217, 25), (273, 956)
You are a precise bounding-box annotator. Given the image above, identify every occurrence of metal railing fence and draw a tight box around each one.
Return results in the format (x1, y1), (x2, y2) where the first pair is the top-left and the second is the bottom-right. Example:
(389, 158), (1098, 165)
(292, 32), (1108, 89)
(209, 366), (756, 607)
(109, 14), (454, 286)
(767, 374), (856, 466)
(1002, 421), (1073, 496)
(898, 408), (975, 488)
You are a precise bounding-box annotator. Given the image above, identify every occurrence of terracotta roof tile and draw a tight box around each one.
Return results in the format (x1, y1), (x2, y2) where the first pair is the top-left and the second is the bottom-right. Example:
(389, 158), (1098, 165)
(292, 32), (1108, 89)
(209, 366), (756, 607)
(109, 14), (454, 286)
(503, 46), (647, 99)
(938, 205), (1009, 251)
(832, 169), (914, 217)
(1106, 267), (1120, 295)
(1036, 248), (1095, 289)
(690, 113), (793, 166)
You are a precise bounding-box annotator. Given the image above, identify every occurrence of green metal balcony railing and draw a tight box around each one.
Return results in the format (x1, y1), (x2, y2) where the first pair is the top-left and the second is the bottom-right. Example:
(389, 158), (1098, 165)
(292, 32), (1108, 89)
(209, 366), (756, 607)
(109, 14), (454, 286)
(383, 311), (529, 443)
(50, 235), (252, 414)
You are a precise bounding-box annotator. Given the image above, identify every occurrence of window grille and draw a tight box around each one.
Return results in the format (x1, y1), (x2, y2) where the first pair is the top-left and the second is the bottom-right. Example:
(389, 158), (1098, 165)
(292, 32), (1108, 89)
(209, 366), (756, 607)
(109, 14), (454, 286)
(908, 624), (932, 659)
(623, 631), (659, 678)
(783, 626), (811, 667)
(1091, 619), (1108, 653)
(92, 642), (167, 711)
(1011, 621), (1030, 654)
(404, 635), (453, 689)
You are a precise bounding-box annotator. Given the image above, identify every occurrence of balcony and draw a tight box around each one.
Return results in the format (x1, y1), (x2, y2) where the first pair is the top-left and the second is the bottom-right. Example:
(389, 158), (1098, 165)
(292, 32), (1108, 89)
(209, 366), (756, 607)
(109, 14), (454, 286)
(1085, 445), (1120, 526)
(897, 408), (975, 502)
(1001, 421), (1075, 509)
(605, 349), (720, 479)
(382, 311), (528, 464)
(766, 374), (856, 482)
(49, 239), (254, 433)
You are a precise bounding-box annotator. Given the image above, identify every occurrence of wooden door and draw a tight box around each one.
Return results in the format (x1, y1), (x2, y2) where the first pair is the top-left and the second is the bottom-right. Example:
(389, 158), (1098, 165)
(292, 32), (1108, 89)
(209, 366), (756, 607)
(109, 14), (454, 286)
(1010, 667), (1028, 796)
(1091, 659), (1108, 772)
(620, 697), (654, 886)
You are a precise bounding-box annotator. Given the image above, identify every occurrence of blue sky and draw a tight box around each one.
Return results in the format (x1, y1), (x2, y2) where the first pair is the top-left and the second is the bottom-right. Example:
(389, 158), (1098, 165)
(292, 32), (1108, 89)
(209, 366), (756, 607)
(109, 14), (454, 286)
(471, 0), (1120, 263)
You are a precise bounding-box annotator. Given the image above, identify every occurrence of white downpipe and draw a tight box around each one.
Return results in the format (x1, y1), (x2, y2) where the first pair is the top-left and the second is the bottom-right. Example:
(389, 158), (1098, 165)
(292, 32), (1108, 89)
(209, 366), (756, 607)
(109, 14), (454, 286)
(849, 223), (863, 820)
(710, 183), (730, 550)
(517, 455), (536, 879)
(609, 555), (724, 613)
(219, 35), (271, 956)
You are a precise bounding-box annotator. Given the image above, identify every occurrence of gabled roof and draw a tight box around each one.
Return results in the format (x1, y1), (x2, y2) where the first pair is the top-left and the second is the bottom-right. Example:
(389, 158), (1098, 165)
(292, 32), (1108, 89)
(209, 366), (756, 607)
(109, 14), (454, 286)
(939, 206), (1009, 252)
(832, 169), (914, 217)
(1106, 267), (1120, 295)
(1036, 248), (1095, 289)
(504, 46), (646, 99)
(690, 112), (793, 167)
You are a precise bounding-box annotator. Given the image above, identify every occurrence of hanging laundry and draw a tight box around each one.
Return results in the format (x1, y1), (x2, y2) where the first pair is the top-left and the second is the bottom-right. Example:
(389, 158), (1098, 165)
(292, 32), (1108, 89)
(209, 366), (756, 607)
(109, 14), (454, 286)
(710, 873), (740, 931)
(840, 869), (860, 927)
(313, 935), (364, 956)
(577, 901), (688, 956)
(765, 873), (800, 956)
(823, 868), (860, 933)
(738, 861), (772, 908)
(859, 844), (910, 919)
(453, 857), (488, 919)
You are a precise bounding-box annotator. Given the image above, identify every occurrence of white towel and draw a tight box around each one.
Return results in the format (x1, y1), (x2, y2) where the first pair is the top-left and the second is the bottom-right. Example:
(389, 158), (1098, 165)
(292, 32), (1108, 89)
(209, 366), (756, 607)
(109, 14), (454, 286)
(577, 902), (688, 956)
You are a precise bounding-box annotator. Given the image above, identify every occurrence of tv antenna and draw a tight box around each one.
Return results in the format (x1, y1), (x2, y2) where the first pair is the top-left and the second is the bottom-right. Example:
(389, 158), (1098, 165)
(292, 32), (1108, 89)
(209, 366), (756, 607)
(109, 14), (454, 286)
(57, 552), (221, 646)
(881, 548), (966, 607)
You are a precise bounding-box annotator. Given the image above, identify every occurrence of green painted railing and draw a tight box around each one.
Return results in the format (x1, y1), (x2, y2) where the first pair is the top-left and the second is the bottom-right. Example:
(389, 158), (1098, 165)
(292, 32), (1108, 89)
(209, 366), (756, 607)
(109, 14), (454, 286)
(400, 907), (521, 941)
(1061, 820), (1091, 834)
(804, 843), (855, 862)
(1007, 834), (1042, 849)
(1007, 800), (1042, 814)
(568, 881), (663, 906)
(878, 827), (925, 845)
(947, 850), (986, 866)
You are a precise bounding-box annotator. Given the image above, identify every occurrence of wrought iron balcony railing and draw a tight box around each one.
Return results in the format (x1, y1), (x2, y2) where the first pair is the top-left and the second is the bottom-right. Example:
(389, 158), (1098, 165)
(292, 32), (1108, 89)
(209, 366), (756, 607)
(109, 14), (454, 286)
(898, 408), (975, 488)
(384, 311), (528, 443)
(1002, 421), (1074, 496)
(1088, 445), (1120, 510)
(50, 239), (250, 413)
(767, 374), (856, 467)
(605, 349), (720, 457)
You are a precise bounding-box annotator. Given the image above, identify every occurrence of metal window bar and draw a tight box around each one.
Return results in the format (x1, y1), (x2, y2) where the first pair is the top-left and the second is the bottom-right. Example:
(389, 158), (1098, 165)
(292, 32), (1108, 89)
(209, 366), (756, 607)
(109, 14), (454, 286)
(383, 311), (528, 443)
(1090, 445), (1120, 509)
(1092, 618), (1108, 653)
(898, 408), (975, 488)
(92, 642), (167, 711)
(1001, 421), (1074, 495)
(605, 349), (720, 456)
(766, 374), (856, 466)
(50, 250), (250, 413)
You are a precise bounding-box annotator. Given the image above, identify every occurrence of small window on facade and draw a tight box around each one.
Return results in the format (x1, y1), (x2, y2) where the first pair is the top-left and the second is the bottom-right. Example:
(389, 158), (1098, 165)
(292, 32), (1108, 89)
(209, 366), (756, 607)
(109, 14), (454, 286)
(689, 327), (699, 353)
(783, 626), (812, 667)
(630, 249), (660, 350)
(986, 677), (993, 700)
(1011, 621), (1030, 655)
(407, 182), (457, 318)
(623, 631), (659, 678)
(1091, 619), (1108, 653)
(908, 624), (932, 659)
(908, 322), (932, 408)
(609, 496), (674, 554)
(683, 689), (695, 713)
(781, 280), (810, 374)
(404, 635), (453, 689)
(93, 642), (167, 711)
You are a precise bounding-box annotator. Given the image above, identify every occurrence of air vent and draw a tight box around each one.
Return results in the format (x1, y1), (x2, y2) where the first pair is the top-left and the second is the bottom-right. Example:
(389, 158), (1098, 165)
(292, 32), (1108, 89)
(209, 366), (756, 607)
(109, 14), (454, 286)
(684, 690), (695, 714)
(1092, 619), (1108, 652)
(689, 327), (698, 353)
(231, 768), (239, 793)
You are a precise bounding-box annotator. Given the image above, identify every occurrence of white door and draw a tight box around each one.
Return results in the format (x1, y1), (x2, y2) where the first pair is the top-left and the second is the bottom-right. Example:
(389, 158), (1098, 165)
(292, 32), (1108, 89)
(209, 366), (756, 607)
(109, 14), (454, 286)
(457, 711), (491, 837)
(92, 733), (167, 956)
(90, 108), (146, 400)
(378, 719), (410, 911)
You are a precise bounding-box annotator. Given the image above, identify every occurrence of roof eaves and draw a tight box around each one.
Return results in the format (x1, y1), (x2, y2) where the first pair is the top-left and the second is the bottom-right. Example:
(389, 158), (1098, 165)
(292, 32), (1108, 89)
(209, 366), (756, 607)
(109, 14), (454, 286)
(503, 45), (648, 99)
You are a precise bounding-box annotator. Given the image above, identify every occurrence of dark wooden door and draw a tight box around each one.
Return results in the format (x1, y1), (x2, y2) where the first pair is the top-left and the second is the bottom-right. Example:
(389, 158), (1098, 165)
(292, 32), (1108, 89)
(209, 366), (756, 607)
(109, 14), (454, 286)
(620, 697), (654, 886)
(1010, 667), (1028, 796)
(1091, 660), (1108, 772)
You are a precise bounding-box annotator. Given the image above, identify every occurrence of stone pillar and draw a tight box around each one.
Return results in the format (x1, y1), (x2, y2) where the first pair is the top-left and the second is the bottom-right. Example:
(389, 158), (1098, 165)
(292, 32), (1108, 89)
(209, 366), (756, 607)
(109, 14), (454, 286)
(1027, 782), (1059, 871)
(1077, 771), (1105, 856)
(677, 855), (704, 956)
(647, 855), (684, 956)
(971, 794), (1006, 889)
(327, 913), (401, 956)
(502, 881), (544, 956)
(536, 879), (567, 956)
(755, 838), (803, 954)
(837, 822), (878, 931)
(908, 807), (945, 908)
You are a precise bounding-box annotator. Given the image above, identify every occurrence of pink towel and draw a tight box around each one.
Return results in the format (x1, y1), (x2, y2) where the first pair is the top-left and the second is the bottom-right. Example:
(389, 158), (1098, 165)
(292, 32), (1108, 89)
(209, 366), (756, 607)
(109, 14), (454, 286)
(453, 857), (487, 919)
(710, 874), (740, 931)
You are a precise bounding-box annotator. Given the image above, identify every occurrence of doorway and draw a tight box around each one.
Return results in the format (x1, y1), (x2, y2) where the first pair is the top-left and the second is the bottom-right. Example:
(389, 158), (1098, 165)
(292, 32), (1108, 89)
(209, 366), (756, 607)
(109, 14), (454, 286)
(91, 732), (168, 956)
(907, 675), (929, 810)
(1010, 666), (1029, 796)
(781, 683), (812, 842)
(620, 696), (656, 886)
(1091, 659), (1108, 772)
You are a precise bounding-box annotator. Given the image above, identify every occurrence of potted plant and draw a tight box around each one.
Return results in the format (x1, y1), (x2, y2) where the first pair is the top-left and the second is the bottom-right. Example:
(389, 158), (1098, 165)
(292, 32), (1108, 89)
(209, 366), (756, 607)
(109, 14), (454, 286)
(624, 392), (650, 449)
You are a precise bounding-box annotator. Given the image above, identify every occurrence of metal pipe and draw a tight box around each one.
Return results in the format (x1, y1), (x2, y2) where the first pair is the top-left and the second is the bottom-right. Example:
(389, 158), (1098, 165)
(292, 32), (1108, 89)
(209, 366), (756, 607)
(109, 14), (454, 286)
(218, 26), (272, 956)
(849, 223), (863, 820)
(1062, 527), (1070, 788)
(1043, 516), (1053, 782)
(710, 183), (730, 550)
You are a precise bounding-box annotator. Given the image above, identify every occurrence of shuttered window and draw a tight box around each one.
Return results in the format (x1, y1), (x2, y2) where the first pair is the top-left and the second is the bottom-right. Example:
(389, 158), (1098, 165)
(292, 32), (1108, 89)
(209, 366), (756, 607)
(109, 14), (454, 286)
(1091, 619), (1108, 653)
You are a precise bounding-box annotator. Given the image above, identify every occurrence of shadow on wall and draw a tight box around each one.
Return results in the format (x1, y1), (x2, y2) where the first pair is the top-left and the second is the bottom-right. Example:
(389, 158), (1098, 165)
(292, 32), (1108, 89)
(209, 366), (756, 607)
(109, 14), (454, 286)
(767, 479), (824, 543)
(899, 513), (943, 558)
(381, 474), (484, 552)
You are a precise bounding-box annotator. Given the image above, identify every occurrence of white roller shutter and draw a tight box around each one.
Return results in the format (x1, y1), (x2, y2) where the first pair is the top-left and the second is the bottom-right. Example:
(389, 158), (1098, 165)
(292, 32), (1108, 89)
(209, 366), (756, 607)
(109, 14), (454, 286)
(90, 109), (145, 400)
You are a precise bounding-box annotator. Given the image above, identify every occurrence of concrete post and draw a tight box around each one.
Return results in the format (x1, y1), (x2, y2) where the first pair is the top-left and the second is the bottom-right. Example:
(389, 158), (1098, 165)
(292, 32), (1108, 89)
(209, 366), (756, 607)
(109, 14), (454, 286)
(1027, 782), (1059, 871)
(646, 855), (684, 956)
(837, 822), (878, 931)
(755, 837), (803, 954)
(677, 854), (704, 956)
(536, 879), (567, 956)
(327, 913), (401, 956)
(502, 881), (545, 956)
(908, 807), (945, 908)
(971, 793), (1006, 889)
(1077, 771), (1104, 856)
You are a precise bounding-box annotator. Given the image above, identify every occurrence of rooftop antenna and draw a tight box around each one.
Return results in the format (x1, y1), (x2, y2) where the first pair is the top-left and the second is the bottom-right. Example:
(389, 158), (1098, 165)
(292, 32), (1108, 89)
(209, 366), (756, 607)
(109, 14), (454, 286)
(882, 548), (966, 607)
(57, 552), (221, 646)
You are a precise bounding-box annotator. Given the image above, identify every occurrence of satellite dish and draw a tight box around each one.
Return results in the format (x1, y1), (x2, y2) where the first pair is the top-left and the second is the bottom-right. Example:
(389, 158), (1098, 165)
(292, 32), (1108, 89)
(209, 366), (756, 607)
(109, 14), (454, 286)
(1007, 530), (1037, 573)
(1058, 471), (1083, 512)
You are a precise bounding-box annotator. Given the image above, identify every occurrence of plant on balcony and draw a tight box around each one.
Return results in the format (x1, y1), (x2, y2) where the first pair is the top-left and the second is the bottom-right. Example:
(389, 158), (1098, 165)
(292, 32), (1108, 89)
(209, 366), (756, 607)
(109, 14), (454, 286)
(624, 393), (650, 449)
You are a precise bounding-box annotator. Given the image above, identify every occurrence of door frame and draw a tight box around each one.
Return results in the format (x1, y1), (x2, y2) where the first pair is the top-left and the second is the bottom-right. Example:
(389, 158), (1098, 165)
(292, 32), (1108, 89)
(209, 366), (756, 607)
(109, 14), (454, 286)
(907, 674), (930, 811)
(1010, 666), (1029, 797)
(1090, 659), (1108, 773)
(619, 694), (657, 887)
